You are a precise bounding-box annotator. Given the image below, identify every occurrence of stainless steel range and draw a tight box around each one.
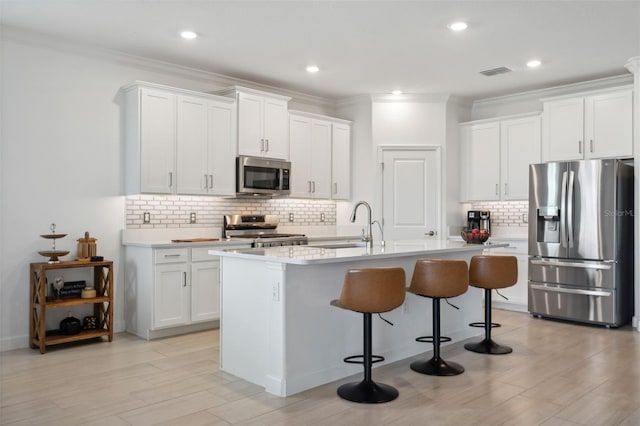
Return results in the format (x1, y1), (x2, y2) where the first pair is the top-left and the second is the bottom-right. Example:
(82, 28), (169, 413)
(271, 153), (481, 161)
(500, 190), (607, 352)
(223, 214), (308, 248)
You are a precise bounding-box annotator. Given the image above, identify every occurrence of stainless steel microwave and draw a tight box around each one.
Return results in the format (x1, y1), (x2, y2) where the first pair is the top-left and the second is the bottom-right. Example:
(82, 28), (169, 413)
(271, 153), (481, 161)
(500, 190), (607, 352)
(236, 156), (291, 197)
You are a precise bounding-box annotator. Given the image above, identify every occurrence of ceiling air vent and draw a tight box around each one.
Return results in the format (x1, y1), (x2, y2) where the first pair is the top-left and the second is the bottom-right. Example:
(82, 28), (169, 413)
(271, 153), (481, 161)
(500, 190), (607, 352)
(479, 66), (512, 77)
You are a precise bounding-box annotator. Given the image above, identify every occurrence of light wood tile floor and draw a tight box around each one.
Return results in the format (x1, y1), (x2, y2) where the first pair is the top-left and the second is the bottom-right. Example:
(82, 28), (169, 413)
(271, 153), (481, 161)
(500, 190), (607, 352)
(2, 310), (639, 425)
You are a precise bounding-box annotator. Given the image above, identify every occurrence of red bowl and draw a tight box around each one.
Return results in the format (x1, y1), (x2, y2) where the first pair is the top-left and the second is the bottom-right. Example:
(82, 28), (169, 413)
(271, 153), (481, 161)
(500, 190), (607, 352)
(460, 229), (489, 244)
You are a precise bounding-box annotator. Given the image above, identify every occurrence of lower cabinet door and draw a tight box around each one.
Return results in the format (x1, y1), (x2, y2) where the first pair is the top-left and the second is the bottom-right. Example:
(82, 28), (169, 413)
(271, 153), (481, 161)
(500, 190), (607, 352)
(191, 260), (220, 322)
(154, 263), (189, 328)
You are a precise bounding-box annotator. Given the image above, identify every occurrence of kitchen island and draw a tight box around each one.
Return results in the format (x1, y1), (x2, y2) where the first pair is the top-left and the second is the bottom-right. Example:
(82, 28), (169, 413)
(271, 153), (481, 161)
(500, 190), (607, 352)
(209, 240), (507, 396)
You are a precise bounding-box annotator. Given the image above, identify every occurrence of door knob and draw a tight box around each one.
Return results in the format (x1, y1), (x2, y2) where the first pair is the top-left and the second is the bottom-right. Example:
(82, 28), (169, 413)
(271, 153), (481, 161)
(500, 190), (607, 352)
(425, 230), (436, 236)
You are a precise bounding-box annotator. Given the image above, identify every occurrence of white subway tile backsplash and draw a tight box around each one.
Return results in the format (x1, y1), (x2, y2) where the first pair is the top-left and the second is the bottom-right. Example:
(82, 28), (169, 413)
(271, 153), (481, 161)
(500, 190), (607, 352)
(126, 195), (338, 230)
(469, 200), (528, 228)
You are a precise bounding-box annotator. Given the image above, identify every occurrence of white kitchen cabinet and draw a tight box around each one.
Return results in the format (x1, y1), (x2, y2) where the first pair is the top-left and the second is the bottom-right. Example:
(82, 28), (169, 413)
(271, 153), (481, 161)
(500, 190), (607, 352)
(123, 81), (236, 195)
(542, 87), (633, 161)
(500, 115), (541, 200)
(484, 239), (528, 312)
(289, 111), (351, 200)
(289, 113), (331, 198)
(176, 96), (235, 195)
(218, 86), (291, 160)
(460, 113), (540, 202)
(331, 122), (351, 200)
(124, 244), (228, 339)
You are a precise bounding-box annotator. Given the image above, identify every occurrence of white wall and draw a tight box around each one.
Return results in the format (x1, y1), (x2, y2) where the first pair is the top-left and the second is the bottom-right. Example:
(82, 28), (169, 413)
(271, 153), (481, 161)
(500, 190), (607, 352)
(0, 31), (337, 350)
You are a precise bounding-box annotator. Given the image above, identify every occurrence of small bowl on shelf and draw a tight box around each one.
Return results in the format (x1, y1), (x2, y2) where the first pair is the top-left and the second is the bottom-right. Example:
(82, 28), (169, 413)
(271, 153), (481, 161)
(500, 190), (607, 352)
(460, 228), (490, 244)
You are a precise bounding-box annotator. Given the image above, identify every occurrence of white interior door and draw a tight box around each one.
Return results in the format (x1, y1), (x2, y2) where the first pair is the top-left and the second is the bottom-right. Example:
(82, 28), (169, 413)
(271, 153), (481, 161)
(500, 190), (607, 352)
(381, 147), (441, 240)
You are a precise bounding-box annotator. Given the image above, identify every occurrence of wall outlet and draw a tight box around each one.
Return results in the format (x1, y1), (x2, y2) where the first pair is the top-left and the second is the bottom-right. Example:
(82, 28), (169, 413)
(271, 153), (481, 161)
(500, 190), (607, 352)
(522, 213), (528, 223)
(320, 213), (325, 222)
(289, 213), (294, 222)
(143, 212), (151, 223)
(190, 212), (197, 224)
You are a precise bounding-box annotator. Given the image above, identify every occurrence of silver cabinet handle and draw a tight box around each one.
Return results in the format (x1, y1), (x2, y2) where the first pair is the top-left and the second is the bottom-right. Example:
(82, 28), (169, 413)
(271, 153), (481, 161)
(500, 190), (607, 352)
(495, 183), (498, 195)
(590, 139), (594, 153)
(312, 181), (316, 193)
(530, 284), (611, 297)
(578, 140), (582, 154)
(265, 139), (269, 152)
(164, 254), (181, 258)
(168, 171), (173, 187)
(260, 138), (265, 152)
(334, 183), (338, 194)
(204, 174), (208, 189)
(183, 271), (187, 287)
(308, 181), (312, 193)
(209, 174), (213, 189)
(504, 183), (508, 195)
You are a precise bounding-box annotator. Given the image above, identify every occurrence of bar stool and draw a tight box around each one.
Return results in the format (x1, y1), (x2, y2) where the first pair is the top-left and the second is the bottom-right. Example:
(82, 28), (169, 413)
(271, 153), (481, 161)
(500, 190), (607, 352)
(408, 259), (469, 376)
(330, 267), (406, 404)
(464, 255), (517, 355)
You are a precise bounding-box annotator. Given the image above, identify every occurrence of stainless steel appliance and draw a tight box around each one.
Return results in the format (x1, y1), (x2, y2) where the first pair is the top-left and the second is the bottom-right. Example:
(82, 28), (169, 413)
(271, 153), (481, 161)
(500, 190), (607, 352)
(236, 156), (291, 197)
(223, 214), (308, 247)
(467, 210), (491, 235)
(528, 159), (634, 327)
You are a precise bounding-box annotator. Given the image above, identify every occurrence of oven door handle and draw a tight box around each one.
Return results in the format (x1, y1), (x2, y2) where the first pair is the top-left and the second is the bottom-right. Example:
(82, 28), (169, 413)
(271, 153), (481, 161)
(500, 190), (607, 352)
(529, 284), (611, 297)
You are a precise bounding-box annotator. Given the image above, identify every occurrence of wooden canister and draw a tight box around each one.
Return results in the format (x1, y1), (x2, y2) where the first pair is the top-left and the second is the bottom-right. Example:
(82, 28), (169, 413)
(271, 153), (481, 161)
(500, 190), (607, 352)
(77, 232), (97, 259)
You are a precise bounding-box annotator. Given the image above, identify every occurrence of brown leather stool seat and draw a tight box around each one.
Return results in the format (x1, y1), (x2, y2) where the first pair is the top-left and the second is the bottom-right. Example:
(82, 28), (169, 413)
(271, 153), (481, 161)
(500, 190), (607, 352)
(464, 255), (518, 355)
(331, 267), (406, 404)
(408, 259), (469, 376)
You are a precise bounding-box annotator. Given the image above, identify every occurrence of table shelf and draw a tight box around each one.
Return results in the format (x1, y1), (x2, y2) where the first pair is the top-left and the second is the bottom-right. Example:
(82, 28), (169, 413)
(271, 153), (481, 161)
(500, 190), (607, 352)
(30, 260), (114, 353)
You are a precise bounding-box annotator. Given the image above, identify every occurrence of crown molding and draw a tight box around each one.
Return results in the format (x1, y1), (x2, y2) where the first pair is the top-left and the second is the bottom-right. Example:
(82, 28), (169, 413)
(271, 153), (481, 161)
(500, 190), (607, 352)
(2, 25), (334, 109)
(370, 93), (451, 103)
(473, 74), (633, 109)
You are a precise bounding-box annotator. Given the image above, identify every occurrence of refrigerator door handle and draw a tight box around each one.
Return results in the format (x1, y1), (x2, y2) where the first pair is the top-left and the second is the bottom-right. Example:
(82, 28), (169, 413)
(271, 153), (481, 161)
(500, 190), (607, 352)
(530, 259), (612, 270)
(560, 171), (568, 247)
(530, 284), (611, 297)
(567, 170), (575, 247)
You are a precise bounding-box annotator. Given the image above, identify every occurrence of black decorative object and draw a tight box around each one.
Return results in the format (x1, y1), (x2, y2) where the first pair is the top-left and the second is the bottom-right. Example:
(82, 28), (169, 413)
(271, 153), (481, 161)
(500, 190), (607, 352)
(59, 311), (82, 335)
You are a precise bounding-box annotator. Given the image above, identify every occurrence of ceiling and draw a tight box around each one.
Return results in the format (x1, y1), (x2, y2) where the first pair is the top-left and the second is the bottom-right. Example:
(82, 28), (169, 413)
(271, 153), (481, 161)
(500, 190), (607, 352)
(2, 1), (639, 101)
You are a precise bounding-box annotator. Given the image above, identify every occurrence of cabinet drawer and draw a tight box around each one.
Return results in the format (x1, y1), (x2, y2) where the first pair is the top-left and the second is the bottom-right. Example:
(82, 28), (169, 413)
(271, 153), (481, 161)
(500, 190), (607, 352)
(154, 248), (189, 264)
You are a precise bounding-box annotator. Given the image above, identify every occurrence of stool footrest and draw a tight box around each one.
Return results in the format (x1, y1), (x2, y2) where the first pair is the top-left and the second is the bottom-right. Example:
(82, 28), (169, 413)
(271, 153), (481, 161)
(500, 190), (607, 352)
(343, 354), (384, 365)
(469, 321), (501, 328)
(415, 335), (452, 344)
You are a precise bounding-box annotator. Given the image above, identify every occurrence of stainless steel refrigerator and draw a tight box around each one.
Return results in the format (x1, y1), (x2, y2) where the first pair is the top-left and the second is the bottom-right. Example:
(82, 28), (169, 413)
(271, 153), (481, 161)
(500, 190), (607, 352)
(528, 159), (634, 327)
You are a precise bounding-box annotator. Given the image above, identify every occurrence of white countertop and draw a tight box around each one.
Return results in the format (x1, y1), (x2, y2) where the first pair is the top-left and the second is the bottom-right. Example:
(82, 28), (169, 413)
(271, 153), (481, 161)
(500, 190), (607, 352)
(209, 239), (508, 265)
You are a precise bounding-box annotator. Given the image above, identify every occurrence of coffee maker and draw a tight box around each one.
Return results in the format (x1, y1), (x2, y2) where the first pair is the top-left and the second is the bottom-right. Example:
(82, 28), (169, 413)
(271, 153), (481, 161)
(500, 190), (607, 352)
(467, 210), (491, 235)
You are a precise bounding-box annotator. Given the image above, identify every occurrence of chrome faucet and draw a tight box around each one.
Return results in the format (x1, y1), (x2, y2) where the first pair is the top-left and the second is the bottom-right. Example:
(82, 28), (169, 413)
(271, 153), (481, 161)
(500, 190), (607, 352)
(372, 220), (385, 248)
(350, 201), (373, 248)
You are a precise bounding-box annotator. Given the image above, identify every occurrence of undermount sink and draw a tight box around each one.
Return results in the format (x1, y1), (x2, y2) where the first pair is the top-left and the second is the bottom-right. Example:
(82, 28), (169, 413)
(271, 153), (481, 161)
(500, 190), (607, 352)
(308, 242), (366, 249)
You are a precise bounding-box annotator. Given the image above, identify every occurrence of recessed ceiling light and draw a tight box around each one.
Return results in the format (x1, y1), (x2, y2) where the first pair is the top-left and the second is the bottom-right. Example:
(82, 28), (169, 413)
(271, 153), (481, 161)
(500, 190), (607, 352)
(448, 21), (468, 31)
(391, 90), (403, 95)
(306, 65), (319, 73)
(180, 31), (198, 40)
(527, 59), (542, 68)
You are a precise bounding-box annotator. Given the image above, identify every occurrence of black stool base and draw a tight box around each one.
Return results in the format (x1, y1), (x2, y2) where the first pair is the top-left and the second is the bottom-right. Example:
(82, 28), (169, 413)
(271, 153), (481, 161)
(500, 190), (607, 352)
(464, 339), (512, 355)
(410, 357), (464, 376)
(337, 380), (399, 404)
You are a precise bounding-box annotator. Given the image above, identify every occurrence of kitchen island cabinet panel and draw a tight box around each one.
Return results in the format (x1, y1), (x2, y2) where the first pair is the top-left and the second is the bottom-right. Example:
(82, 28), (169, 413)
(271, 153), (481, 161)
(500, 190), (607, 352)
(210, 240), (507, 396)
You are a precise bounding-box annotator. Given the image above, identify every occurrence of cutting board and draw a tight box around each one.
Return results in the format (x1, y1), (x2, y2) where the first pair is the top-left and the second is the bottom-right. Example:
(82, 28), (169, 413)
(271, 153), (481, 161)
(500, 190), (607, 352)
(171, 238), (220, 243)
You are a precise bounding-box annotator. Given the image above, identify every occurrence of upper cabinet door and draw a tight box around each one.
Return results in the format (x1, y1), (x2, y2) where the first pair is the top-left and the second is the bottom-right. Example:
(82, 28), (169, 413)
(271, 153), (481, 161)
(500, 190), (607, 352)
(500, 116), (541, 200)
(331, 123), (351, 200)
(310, 119), (332, 199)
(176, 95), (208, 195)
(140, 88), (176, 194)
(237, 92), (264, 158)
(464, 122), (500, 201)
(585, 90), (633, 159)
(208, 101), (236, 196)
(262, 98), (289, 159)
(542, 97), (584, 162)
(289, 114), (313, 197)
